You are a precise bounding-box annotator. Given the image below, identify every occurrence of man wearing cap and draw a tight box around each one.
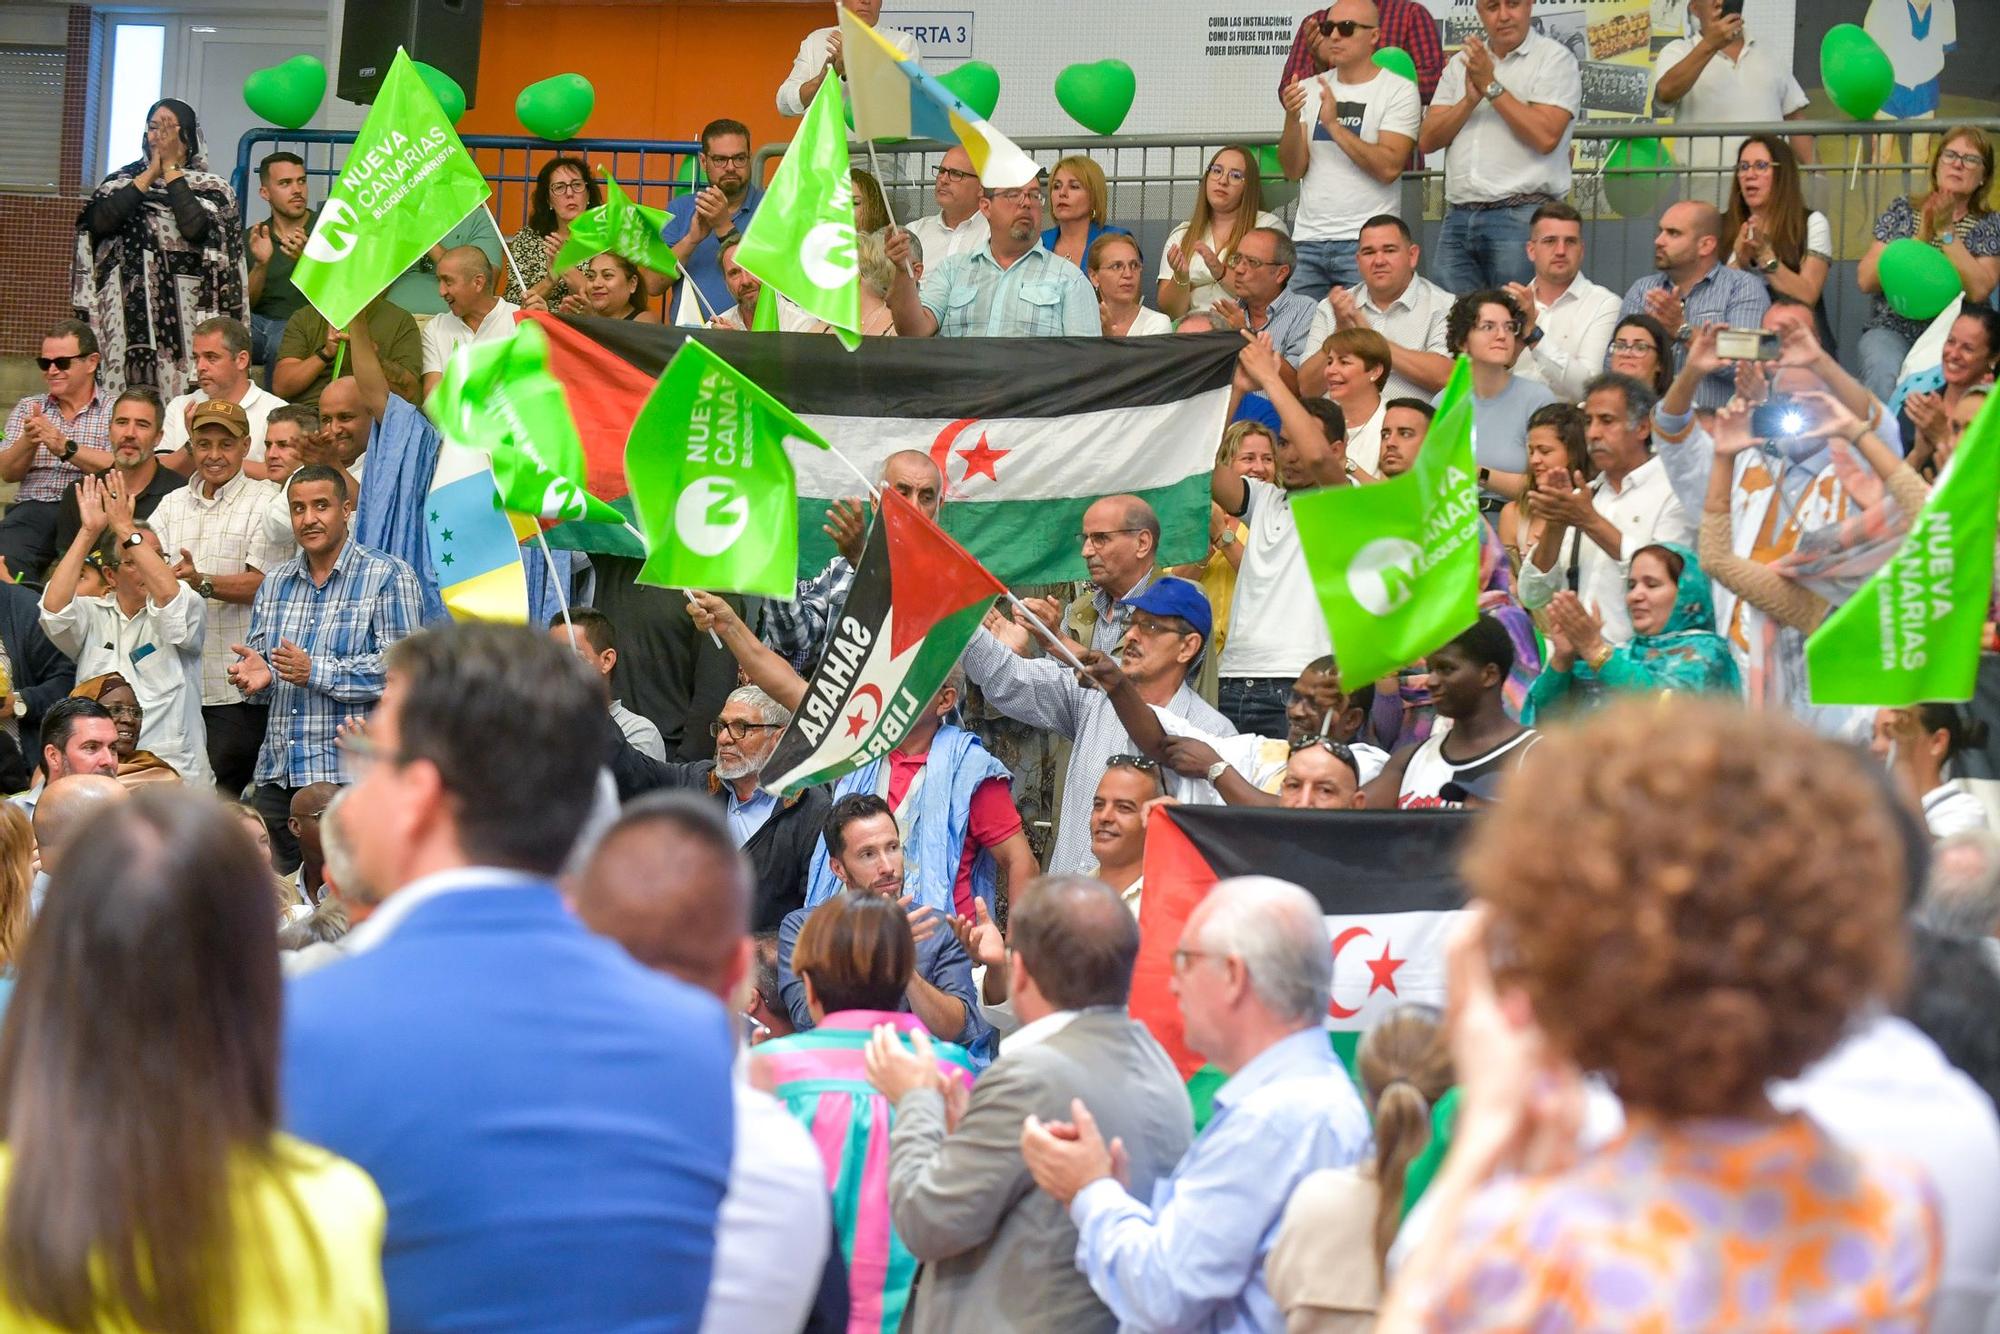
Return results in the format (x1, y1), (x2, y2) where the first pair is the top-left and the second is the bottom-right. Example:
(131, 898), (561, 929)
(144, 399), (290, 798)
(964, 576), (1235, 875)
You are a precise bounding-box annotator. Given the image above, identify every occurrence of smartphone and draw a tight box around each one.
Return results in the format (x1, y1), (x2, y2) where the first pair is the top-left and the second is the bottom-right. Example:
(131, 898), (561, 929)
(1752, 396), (1815, 441)
(1720, 0), (1745, 14)
(1714, 327), (1780, 361)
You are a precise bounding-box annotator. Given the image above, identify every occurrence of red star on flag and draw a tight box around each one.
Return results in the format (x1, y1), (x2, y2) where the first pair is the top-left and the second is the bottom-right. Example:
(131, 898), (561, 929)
(845, 707), (871, 738)
(1365, 940), (1404, 996)
(956, 432), (1009, 483)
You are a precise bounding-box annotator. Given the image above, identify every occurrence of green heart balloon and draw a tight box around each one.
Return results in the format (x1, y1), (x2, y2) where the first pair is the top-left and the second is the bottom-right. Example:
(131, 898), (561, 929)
(1372, 47), (1418, 84)
(1601, 137), (1677, 219)
(242, 54), (326, 130)
(937, 61), (1001, 122)
(1820, 24), (1894, 122)
(1055, 60), (1137, 136)
(414, 61), (466, 126)
(1878, 238), (1964, 321)
(516, 73), (595, 142)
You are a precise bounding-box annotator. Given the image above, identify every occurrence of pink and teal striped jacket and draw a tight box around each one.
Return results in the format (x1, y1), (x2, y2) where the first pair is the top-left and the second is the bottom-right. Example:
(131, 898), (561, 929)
(757, 1010), (978, 1334)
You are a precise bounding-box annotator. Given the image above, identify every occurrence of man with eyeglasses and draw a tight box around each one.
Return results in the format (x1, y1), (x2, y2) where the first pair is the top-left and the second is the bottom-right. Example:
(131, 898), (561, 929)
(1653, 0), (1813, 204)
(1419, 0), (1582, 294)
(1280, 0), (1445, 102)
(0, 321), (116, 580)
(886, 174), (1100, 338)
(905, 147), (992, 265)
(1619, 200), (1771, 412)
(1023, 494), (1162, 656)
(778, 0), (916, 119)
(1278, 0), (1422, 302)
(662, 118), (765, 319)
(1213, 229), (1317, 366)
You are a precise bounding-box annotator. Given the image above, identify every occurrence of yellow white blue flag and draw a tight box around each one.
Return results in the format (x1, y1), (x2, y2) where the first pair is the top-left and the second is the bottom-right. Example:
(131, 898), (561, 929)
(425, 442), (529, 623)
(839, 9), (1040, 188)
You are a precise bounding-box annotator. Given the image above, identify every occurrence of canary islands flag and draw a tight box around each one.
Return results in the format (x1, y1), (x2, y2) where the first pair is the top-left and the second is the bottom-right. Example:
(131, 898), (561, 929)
(838, 8), (1040, 188)
(425, 442), (529, 622)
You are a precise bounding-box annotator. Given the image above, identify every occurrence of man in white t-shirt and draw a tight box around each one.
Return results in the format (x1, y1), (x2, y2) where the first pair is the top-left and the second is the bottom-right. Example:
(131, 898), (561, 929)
(1277, 0), (1422, 302)
(1653, 0), (1812, 203)
(1300, 215), (1455, 401)
(1418, 0), (1581, 294)
(159, 317), (287, 475)
(1213, 334), (1349, 738)
(904, 146), (992, 265)
(1505, 201), (1623, 401)
(420, 248), (520, 399)
(777, 0), (918, 117)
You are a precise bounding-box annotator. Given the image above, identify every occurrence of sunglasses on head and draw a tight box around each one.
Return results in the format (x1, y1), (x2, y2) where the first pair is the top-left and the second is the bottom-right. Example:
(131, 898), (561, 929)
(1318, 18), (1377, 36)
(1107, 753), (1159, 772)
(1288, 734), (1356, 763)
(36, 355), (85, 372)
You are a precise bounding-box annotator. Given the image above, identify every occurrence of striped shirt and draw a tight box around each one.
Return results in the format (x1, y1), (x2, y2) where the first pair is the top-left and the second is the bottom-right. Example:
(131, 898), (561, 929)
(1619, 263), (1773, 411)
(148, 472), (292, 704)
(4, 389), (111, 505)
(247, 539), (422, 787)
(918, 244), (1101, 339)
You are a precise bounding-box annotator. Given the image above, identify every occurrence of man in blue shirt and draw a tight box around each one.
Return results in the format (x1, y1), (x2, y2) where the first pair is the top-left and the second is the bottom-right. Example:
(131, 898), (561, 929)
(283, 624), (737, 1332)
(661, 117), (764, 319)
(1619, 199), (1772, 411)
(886, 175), (1100, 338)
(1020, 875), (1370, 1333)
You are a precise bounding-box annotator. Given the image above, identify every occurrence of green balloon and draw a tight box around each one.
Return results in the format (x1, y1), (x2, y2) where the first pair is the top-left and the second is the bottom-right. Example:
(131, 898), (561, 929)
(515, 73), (595, 142)
(1372, 47), (1418, 84)
(1054, 60), (1137, 136)
(414, 61), (466, 126)
(1601, 137), (1677, 219)
(242, 54), (326, 131)
(676, 154), (705, 188)
(1878, 238), (1965, 321)
(1255, 144), (1298, 212)
(937, 62), (1001, 123)
(1820, 24), (1894, 122)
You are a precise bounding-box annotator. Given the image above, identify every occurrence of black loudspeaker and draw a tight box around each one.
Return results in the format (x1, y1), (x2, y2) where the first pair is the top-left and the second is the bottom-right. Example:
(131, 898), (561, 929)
(337, 0), (484, 107)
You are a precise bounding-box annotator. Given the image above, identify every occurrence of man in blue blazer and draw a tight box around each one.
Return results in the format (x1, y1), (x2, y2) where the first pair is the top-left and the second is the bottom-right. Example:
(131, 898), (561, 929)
(283, 623), (738, 1333)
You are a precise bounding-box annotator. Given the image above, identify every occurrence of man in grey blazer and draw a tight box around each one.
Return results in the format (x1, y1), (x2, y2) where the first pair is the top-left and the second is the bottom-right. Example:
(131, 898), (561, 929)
(864, 873), (1194, 1333)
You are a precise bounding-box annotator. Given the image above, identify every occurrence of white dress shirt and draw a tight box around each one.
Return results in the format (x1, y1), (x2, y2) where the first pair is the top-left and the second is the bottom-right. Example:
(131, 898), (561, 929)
(1513, 273), (1622, 401)
(1651, 34), (1809, 197)
(421, 298), (521, 375)
(778, 23), (918, 117)
(905, 209), (992, 265)
(700, 1065), (831, 1334)
(38, 583), (210, 785)
(145, 472), (292, 705)
(1515, 454), (1694, 644)
(1433, 30), (1582, 204)
(159, 382), (288, 461)
(1307, 275), (1454, 403)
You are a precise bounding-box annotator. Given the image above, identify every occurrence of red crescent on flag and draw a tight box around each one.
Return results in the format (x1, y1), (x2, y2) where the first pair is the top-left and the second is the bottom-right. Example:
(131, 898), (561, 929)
(1327, 926), (1373, 1020)
(929, 418), (981, 493)
(845, 684), (885, 740)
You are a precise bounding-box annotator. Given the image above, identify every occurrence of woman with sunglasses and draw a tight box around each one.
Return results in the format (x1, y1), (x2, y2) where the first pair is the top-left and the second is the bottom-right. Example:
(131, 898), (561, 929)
(1158, 146), (1285, 319)
(1604, 312), (1673, 397)
(1856, 126), (2000, 401)
(1722, 136), (1835, 351)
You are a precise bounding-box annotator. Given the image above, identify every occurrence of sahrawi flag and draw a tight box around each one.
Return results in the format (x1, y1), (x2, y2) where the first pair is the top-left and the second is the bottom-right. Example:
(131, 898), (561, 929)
(523, 320), (1239, 584)
(1807, 389), (2000, 705)
(762, 488), (1006, 795)
(553, 170), (682, 280)
(1293, 355), (1484, 691)
(293, 48), (491, 330)
(624, 338), (828, 597)
(1134, 805), (1473, 1083)
(734, 75), (861, 347)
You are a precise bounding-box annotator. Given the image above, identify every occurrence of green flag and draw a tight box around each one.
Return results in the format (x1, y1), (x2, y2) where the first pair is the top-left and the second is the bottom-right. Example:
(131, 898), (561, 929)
(293, 49), (491, 331)
(552, 170), (683, 280)
(752, 283), (780, 332)
(734, 75), (861, 347)
(1292, 357), (1484, 692)
(624, 339), (829, 597)
(1806, 393), (2000, 705)
(427, 319), (625, 528)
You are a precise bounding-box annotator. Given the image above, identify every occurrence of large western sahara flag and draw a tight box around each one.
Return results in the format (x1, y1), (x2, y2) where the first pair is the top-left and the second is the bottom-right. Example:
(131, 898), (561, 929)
(1136, 805), (1474, 1082)
(762, 488), (1007, 795)
(519, 314), (1238, 584)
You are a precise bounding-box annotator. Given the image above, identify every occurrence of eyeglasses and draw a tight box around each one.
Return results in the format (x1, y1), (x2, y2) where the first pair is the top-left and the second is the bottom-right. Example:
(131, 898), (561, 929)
(36, 356), (84, 372)
(710, 718), (783, 741)
(1734, 160), (1775, 176)
(1939, 150), (1985, 169)
(987, 187), (1036, 205)
(1228, 253), (1280, 271)
(1206, 164), (1247, 183)
(704, 152), (752, 167)
(101, 703), (141, 721)
(1079, 527), (1143, 548)
(1318, 18), (1377, 35)
(1107, 753), (1158, 771)
(1096, 258), (1143, 275)
(1171, 947), (1221, 973)
(549, 180), (588, 195)
(1608, 338), (1658, 355)
(935, 165), (977, 182)
(1473, 319), (1522, 336)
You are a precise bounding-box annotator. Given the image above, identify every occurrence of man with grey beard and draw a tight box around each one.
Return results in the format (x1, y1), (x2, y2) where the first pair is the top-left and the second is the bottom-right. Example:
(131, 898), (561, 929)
(607, 683), (831, 932)
(885, 173), (1100, 338)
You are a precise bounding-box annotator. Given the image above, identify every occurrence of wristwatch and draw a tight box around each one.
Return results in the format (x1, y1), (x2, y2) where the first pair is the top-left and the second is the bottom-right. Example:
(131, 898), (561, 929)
(121, 531), (145, 550)
(8, 698), (23, 720)
(1478, 466), (1493, 490)
(196, 576), (215, 600)
(1205, 759), (1231, 783)
(1674, 322), (1693, 343)
(1216, 527), (1237, 547)
(1483, 80), (1504, 102)
(1523, 325), (1545, 348)
(58, 438), (77, 462)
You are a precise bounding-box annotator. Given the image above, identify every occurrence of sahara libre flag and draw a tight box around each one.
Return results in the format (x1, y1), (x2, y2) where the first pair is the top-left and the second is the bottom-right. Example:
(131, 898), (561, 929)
(762, 489), (1006, 795)
(1806, 391), (2000, 705)
(292, 49), (491, 331)
(1293, 356), (1483, 691)
(553, 170), (682, 280)
(625, 338), (827, 597)
(734, 75), (861, 347)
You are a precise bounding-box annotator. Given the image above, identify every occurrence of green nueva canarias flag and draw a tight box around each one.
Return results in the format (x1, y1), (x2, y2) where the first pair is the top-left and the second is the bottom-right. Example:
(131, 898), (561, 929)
(293, 49), (491, 331)
(625, 339), (829, 597)
(426, 319), (625, 528)
(552, 171), (683, 280)
(1292, 356), (1484, 692)
(1806, 392), (2000, 705)
(734, 75), (861, 347)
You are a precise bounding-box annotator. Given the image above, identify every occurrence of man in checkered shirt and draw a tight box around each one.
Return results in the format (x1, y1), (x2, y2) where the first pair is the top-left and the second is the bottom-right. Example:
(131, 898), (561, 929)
(0, 320), (117, 579)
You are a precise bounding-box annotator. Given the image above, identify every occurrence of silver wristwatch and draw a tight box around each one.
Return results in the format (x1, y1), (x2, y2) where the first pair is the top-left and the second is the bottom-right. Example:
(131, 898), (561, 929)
(1483, 80), (1504, 102)
(1205, 759), (1231, 783)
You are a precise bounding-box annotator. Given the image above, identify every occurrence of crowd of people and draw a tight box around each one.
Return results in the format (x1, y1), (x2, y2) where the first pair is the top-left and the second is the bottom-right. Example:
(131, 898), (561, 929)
(0, 0), (1995, 1327)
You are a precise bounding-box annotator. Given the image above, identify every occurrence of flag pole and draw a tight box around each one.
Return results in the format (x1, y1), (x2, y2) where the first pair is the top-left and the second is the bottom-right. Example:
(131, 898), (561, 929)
(865, 139), (918, 282)
(1001, 589), (1091, 674)
(618, 514), (725, 649)
(820, 439), (882, 500)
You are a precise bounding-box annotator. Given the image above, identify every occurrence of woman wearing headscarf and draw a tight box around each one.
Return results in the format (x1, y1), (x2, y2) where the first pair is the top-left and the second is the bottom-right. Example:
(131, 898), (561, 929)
(70, 672), (179, 787)
(74, 98), (246, 395)
(1521, 542), (1741, 723)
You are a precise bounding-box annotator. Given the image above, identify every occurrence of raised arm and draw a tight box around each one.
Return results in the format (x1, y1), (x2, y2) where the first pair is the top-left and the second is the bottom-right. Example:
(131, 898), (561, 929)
(689, 590), (807, 712)
(1237, 333), (1346, 496)
(346, 313), (391, 423)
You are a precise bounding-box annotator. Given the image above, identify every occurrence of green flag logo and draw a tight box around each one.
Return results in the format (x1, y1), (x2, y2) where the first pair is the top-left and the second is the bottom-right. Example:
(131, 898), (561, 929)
(801, 220), (859, 289)
(675, 476), (751, 556)
(303, 198), (358, 263)
(1349, 538), (1425, 616)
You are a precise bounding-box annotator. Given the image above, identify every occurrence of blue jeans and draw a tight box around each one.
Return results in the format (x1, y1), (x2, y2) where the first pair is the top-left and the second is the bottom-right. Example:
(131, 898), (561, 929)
(1434, 204), (1538, 294)
(1287, 239), (1359, 305)
(1856, 325), (1914, 405)
(1218, 676), (1293, 740)
(250, 312), (286, 388)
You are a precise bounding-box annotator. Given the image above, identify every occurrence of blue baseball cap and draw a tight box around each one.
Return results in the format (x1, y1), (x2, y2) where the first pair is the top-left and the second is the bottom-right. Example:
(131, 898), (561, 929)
(1118, 576), (1212, 645)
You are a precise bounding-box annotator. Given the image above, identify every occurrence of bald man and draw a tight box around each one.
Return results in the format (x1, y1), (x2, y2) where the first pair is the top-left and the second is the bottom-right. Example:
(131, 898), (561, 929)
(1619, 199), (1771, 411)
(288, 781), (341, 903)
(422, 246), (521, 398)
(763, 449), (946, 673)
(32, 773), (127, 905)
(573, 793), (838, 1334)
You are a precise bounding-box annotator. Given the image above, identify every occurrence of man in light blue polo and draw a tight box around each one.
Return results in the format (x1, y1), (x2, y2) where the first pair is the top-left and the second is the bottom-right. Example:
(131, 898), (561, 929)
(885, 175), (1099, 338)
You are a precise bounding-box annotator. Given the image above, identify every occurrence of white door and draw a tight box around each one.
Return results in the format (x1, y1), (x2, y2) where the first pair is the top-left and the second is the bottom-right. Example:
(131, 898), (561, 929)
(175, 17), (327, 207)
